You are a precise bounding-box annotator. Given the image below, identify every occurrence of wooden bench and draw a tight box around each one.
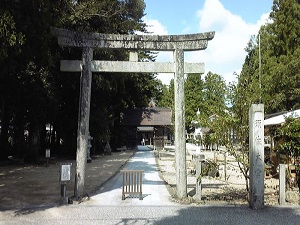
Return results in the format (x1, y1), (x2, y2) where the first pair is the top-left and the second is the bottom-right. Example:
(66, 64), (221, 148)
(121, 170), (143, 200)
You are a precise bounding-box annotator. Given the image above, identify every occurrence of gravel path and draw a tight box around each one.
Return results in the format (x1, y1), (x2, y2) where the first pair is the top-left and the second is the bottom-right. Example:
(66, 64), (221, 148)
(156, 146), (299, 206)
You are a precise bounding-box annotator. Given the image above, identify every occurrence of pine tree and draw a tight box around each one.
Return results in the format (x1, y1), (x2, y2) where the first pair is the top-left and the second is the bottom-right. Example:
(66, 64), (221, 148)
(264, 0), (300, 111)
(184, 73), (204, 131)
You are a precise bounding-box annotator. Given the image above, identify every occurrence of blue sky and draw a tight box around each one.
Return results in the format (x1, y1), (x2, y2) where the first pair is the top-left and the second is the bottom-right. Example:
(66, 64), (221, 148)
(142, 0), (274, 84)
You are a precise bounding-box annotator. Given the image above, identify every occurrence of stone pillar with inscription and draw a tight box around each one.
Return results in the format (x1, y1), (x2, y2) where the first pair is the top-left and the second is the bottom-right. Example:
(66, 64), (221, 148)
(249, 104), (264, 209)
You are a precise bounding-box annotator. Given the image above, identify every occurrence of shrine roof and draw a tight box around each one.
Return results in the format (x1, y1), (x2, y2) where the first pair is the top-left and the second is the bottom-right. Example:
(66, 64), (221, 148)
(121, 107), (172, 126)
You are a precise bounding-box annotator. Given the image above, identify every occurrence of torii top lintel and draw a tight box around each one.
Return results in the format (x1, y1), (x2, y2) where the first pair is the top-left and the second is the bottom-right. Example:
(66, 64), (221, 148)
(51, 28), (215, 51)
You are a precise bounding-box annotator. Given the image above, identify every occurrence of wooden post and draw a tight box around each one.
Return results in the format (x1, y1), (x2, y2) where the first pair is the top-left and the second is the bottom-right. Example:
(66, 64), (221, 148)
(224, 151), (227, 181)
(174, 48), (187, 199)
(195, 160), (202, 201)
(279, 164), (286, 205)
(74, 47), (93, 199)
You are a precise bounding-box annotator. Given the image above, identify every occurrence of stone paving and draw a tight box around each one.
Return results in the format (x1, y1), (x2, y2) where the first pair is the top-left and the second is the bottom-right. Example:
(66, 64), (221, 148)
(83, 145), (178, 206)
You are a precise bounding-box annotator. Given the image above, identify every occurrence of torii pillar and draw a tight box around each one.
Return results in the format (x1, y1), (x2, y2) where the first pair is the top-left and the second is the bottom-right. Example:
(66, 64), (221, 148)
(51, 28), (215, 199)
(174, 48), (186, 198)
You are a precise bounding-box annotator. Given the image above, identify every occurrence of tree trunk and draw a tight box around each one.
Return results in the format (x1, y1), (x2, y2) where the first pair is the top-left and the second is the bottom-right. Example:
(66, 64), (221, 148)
(27, 119), (40, 162)
(50, 124), (56, 148)
(13, 110), (26, 157)
(0, 98), (9, 159)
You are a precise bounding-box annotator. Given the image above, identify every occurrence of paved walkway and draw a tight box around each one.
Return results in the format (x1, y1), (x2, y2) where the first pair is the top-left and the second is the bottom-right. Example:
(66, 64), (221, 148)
(83, 145), (178, 206)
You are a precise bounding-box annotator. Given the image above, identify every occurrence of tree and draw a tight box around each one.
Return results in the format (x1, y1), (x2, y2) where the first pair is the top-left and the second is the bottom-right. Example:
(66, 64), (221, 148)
(157, 79), (174, 109)
(202, 72), (228, 148)
(0, 0), (156, 161)
(64, 0), (146, 33)
(269, 0), (300, 57)
(0, 10), (24, 60)
(234, 0), (300, 114)
(0, 0), (72, 160)
(53, 0), (158, 153)
(275, 116), (300, 189)
(262, 0), (300, 112)
(229, 0), (300, 191)
(184, 73), (204, 132)
(202, 72), (227, 119)
(228, 34), (264, 190)
(275, 117), (300, 161)
(0, 7), (24, 159)
(227, 77), (251, 191)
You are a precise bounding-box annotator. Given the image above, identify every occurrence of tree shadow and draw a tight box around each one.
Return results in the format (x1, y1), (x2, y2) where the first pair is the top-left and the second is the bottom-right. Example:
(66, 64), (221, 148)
(0, 150), (135, 214)
(152, 205), (300, 225)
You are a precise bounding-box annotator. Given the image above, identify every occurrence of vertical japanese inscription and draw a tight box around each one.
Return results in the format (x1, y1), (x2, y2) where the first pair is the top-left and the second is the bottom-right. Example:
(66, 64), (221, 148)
(254, 119), (263, 146)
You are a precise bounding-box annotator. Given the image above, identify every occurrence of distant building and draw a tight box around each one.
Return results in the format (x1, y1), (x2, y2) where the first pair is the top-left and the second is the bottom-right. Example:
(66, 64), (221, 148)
(264, 109), (300, 126)
(264, 108), (300, 149)
(264, 109), (300, 177)
(120, 107), (173, 149)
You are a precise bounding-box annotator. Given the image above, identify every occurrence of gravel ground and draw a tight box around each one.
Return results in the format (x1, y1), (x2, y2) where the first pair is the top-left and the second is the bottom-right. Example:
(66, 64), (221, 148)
(0, 150), (134, 211)
(1, 146), (298, 211)
(156, 147), (300, 206)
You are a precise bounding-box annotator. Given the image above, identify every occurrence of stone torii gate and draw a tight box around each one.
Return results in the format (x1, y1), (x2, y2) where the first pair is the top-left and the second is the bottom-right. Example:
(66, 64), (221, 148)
(51, 28), (215, 199)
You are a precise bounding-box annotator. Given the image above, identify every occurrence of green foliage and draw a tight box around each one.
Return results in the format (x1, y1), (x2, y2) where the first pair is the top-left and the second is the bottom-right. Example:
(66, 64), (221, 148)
(156, 80), (175, 136)
(184, 72), (228, 131)
(232, 0), (300, 146)
(269, 0), (300, 57)
(203, 72), (227, 117)
(158, 71), (230, 148)
(202, 72), (230, 148)
(185, 74), (204, 131)
(263, 0), (300, 112)
(59, 0), (155, 151)
(229, 0), (300, 191)
(234, 0), (300, 115)
(276, 117), (300, 159)
(157, 79), (174, 108)
(65, 0), (146, 33)
(0, 10), (24, 59)
(0, 0), (156, 160)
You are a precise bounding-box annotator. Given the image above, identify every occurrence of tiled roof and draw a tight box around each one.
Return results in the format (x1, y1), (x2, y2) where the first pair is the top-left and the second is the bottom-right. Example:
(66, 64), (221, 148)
(121, 107), (172, 126)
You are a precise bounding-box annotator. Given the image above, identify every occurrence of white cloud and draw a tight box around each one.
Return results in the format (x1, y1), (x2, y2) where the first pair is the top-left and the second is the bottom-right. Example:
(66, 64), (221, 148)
(141, 1), (270, 85)
(144, 19), (168, 35)
(136, 18), (172, 62)
(135, 18), (168, 35)
(137, 18), (174, 84)
(186, 0), (270, 84)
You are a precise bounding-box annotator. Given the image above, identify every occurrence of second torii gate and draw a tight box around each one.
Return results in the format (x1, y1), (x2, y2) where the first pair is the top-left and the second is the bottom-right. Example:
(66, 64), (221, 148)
(51, 28), (215, 199)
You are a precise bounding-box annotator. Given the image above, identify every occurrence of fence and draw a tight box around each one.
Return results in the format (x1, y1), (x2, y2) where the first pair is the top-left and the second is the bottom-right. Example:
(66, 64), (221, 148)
(121, 170), (143, 200)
